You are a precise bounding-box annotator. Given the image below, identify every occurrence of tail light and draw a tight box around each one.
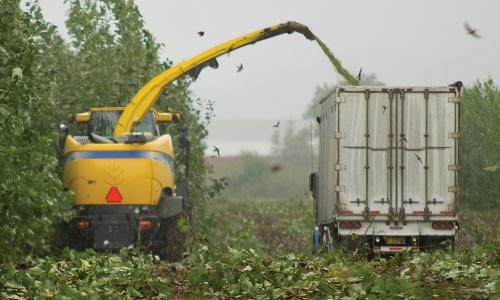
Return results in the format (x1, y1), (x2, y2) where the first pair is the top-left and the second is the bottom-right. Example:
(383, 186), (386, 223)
(339, 221), (361, 230)
(432, 222), (455, 230)
(76, 220), (90, 230)
(139, 220), (152, 230)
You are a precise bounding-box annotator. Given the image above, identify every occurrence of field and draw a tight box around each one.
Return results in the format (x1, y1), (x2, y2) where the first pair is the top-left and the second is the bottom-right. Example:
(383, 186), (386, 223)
(1, 197), (499, 299)
(1, 2), (499, 298)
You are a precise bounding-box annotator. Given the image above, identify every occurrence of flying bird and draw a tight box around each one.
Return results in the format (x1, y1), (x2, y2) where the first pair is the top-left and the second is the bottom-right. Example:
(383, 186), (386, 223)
(382, 105), (387, 114)
(357, 68), (362, 82)
(415, 153), (423, 164)
(449, 81), (463, 92)
(270, 164), (283, 173)
(236, 64), (243, 73)
(272, 121), (280, 128)
(316, 116), (321, 124)
(464, 22), (481, 38)
(197, 31), (205, 37)
(213, 145), (220, 158)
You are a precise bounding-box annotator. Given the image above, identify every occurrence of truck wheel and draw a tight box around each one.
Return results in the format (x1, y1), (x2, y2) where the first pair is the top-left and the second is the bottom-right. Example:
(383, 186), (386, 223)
(156, 213), (190, 261)
(321, 227), (334, 252)
(51, 222), (72, 255)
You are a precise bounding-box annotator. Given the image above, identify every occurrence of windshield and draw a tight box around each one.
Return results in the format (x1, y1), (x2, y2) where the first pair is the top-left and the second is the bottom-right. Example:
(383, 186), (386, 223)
(88, 111), (159, 137)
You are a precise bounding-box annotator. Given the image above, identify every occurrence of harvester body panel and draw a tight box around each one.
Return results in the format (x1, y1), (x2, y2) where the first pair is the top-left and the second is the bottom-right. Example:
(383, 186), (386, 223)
(63, 134), (175, 206)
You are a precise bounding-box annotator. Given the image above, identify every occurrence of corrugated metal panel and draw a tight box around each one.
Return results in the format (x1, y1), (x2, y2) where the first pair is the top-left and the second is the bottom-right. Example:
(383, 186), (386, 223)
(317, 99), (337, 224)
(316, 86), (459, 225)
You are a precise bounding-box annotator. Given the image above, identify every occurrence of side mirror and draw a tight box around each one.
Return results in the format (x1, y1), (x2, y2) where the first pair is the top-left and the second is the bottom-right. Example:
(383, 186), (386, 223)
(157, 112), (181, 123)
(75, 112), (90, 122)
(68, 112), (90, 123)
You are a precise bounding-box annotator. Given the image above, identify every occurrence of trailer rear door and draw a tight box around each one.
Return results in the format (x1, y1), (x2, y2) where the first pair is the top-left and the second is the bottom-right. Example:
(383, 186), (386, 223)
(335, 87), (459, 220)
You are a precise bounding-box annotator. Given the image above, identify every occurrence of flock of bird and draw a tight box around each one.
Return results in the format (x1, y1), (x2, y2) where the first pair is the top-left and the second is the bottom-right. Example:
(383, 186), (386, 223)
(204, 21), (483, 167)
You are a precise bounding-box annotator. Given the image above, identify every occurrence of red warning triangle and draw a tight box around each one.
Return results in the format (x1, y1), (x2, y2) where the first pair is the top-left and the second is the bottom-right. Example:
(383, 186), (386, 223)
(105, 186), (123, 203)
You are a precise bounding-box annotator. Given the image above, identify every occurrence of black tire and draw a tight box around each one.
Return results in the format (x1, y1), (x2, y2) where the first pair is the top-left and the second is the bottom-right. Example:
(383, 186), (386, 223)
(166, 214), (189, 261)
(154, 212), (191, 261)
(51, 222), (72, 255)
(153, 182), (192, 261)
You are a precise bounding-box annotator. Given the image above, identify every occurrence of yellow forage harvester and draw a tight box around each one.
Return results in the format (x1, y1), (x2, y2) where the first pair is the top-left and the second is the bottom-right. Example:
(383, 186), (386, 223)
(56, 21), (319, 260)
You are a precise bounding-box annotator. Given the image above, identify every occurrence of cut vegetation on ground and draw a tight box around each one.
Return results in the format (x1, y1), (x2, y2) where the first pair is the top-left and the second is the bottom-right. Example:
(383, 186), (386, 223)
(1, 198), (499, 299)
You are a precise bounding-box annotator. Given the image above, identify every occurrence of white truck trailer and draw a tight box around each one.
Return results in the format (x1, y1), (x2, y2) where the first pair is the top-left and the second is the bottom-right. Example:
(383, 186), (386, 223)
(310, 85), (460, 254)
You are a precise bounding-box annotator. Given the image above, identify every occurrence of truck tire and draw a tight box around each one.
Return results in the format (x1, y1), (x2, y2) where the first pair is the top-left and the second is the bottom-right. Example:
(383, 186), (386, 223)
(51, 222), (72, 255)
(158, 214), (189, 261)
(155, 183), (192, 261)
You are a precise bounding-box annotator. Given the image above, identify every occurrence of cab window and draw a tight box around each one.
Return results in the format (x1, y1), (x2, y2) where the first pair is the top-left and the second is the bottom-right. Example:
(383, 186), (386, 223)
(88, 111), (159, 136)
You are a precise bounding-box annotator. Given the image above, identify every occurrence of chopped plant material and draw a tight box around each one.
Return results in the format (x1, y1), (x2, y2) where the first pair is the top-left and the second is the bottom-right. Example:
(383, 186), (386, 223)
(315, 36), (360, 85)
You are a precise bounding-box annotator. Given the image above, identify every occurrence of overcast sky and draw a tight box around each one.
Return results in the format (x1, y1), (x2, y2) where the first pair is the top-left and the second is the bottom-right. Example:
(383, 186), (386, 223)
(39, 1), (499, 155)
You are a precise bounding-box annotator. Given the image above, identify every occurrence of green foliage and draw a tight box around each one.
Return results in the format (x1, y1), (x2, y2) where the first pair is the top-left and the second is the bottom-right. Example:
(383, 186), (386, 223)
(1, 198), (498, 299)
(0, 248), (171, 299)
(183, 244), (499, 299)
(183, 199), (499, 298)
(208, 198), (312, 253)
(56, 0), (163, 111)
(0, 0), (70, 261)
(460, 79), (500, 209)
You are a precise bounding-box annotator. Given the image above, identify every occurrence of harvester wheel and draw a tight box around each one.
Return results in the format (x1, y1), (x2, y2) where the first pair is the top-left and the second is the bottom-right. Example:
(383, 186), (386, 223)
(51, 222), (72, 255)
(157, 213), (190, 261)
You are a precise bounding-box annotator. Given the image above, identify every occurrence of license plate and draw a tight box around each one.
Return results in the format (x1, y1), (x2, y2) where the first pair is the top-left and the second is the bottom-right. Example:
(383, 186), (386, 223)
(385, 237), (403, 245)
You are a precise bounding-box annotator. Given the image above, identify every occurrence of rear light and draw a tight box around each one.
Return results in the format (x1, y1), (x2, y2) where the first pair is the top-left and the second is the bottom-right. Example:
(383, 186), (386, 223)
(388, 247), (404, 251)
(440, 211), (454, 216)
(339, 221), (361, 230)
(432, 222), (455, 230)
(139, 220), (152, 230)
(76, 220), (90, 230)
